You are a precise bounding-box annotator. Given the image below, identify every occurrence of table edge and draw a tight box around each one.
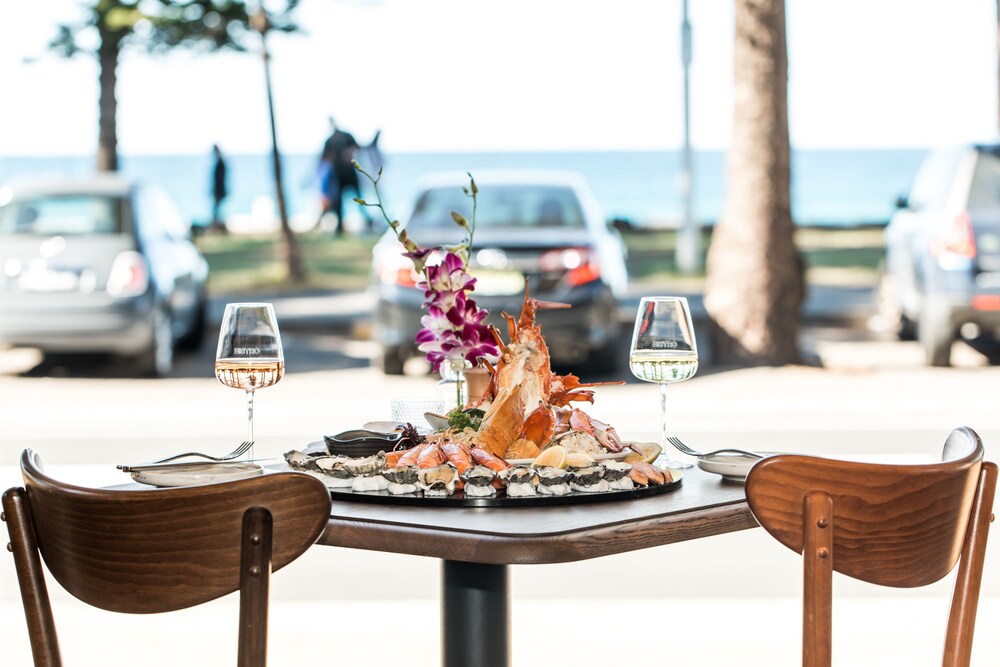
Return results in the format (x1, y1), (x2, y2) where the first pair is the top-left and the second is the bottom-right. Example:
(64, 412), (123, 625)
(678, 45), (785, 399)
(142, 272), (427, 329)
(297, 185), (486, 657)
(318, 500), (758, 564)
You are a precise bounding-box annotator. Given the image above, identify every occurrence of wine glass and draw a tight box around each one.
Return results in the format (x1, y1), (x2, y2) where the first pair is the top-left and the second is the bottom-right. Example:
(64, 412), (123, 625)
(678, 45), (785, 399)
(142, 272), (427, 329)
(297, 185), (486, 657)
(628, 296), (699, 469)
(215, 303), (285, 462)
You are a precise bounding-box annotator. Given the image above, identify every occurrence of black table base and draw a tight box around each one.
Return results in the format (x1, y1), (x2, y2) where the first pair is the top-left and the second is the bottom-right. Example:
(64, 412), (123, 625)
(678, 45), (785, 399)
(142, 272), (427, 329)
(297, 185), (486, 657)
(441, 560), (510, 667)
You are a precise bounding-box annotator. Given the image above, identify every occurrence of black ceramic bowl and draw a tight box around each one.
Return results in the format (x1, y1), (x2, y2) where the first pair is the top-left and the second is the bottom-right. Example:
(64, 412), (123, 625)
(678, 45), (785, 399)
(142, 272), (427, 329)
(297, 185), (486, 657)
(323, 430), (404, 457)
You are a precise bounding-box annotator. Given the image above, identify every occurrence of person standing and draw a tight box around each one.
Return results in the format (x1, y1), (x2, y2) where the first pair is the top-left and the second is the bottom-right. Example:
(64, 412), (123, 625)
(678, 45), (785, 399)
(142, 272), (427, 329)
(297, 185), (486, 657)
(210, 144), (228, 233)
(317, 117), (371, 235)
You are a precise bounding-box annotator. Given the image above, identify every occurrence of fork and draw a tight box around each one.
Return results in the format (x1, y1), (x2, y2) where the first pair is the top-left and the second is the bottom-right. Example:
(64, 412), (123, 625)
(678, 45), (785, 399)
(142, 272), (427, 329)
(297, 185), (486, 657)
(665, 436), (763, 460)
(117, 441), (253, 471)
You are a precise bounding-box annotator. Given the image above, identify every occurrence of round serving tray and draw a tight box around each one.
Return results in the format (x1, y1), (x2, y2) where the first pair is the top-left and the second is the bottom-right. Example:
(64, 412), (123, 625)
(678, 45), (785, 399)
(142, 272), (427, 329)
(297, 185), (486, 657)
(322, 472), (682, 508)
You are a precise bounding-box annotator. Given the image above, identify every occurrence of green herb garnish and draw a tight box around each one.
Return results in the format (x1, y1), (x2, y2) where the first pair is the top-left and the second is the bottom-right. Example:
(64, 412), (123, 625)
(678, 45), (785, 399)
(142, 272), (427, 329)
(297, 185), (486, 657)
(447, 407), (485, 431)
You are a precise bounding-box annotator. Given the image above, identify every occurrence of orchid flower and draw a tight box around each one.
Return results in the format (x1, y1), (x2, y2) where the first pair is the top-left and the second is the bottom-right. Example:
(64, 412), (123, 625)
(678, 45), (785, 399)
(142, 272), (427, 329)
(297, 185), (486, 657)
(353, 165), (499, 372)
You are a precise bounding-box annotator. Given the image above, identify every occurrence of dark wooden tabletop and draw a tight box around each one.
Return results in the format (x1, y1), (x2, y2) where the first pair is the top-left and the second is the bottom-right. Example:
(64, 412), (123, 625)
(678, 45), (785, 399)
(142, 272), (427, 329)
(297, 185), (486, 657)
(318, 467), (758, 564)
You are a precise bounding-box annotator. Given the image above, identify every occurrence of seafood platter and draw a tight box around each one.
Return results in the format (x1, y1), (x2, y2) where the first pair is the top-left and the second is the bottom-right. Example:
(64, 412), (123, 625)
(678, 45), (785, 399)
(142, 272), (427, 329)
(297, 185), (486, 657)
(282, 295), (682, 507)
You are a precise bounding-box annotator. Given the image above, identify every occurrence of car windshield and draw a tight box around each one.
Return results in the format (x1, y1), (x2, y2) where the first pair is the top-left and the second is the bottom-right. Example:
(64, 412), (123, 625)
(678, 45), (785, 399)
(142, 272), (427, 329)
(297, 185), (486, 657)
(0, 195), (124, 235)
(407, 185), (585, 231)
(969, 149), (1000, 212)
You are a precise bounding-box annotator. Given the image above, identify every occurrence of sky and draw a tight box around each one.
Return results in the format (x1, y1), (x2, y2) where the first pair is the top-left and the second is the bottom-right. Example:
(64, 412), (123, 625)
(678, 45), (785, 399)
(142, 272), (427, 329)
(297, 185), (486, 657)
(0, 0), (996, 156)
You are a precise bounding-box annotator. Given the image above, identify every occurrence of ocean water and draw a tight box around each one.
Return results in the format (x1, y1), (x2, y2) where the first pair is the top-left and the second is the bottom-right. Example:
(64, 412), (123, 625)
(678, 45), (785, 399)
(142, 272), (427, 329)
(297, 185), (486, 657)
(0, 149), (926, 229)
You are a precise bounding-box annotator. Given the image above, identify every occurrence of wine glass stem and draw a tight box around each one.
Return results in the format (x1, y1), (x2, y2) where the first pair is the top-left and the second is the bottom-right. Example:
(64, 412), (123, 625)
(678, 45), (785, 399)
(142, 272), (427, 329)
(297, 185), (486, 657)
(246, 389), (255, 460)
(659, 382), (668, 448)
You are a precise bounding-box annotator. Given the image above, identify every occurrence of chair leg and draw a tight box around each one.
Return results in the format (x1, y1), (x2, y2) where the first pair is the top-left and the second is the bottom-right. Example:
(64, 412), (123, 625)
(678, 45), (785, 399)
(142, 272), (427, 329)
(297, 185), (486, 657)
(238, 507), (273, 667)
(803, 491), (833, 667)
(944, 462), (998, 667)
(2, 488), (62, 667)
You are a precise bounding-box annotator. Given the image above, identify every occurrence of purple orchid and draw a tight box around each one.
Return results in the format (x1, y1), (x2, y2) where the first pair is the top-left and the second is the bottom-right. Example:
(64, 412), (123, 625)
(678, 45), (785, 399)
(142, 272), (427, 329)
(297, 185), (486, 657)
(415, 252), (498, 372)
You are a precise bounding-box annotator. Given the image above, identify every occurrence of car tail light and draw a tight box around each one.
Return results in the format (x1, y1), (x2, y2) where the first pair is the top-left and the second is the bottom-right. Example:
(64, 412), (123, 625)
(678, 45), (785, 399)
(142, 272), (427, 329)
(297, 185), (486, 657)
(931, 211), (976, 259)
(540, 247), (601, 287)
(376, 249), (419, 287)
(106, 250), (149, 297)
(972, 295), (1000, 310)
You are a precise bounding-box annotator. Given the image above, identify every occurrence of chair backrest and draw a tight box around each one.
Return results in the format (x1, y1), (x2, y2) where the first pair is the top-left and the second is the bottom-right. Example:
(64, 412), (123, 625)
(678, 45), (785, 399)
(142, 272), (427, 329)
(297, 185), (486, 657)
(3, 449), (332, 667)
(745, 426), (997, 667)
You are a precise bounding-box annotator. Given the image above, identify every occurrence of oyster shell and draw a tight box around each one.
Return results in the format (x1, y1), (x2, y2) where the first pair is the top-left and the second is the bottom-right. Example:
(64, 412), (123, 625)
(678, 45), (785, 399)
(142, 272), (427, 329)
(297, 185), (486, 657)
(313, 455), (354, 479)
(383, 464), (419, 494)
(535, 466), (572, 484)
(462, 465), (497, 497)
(418, 463), (459, 496)
(499, 465), (537, 485)
(568, 465), (609, 493)
(283, 450), (314, 470)
(499, 465), (538, 497)
(535, 466), (573, 496)
(382, 465), (419, 485)
(600, 460), (631, 482)
(602, 460), (634, 489)
(568, 465), (604, 484)
(342, 452), (387, 477)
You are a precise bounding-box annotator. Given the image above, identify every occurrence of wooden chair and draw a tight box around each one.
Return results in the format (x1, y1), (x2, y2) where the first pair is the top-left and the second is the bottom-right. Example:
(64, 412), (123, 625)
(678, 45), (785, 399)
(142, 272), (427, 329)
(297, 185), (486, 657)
(745, 426), (997, 667)
(2, 449), (332, 667)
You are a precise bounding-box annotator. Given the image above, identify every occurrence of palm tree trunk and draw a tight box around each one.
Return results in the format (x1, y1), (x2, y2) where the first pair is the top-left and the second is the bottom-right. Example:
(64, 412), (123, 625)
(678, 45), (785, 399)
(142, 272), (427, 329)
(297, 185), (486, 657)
(703, 0), (804, 366)
(258, 30), (303, 283)
(96, 36), (119, 172)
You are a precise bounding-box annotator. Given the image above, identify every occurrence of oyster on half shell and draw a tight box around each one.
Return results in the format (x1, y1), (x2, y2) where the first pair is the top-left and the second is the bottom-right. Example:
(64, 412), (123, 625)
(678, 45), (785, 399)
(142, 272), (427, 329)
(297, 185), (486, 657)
(342, 452), (387, 477)
(462, 465), (497, 497)
(418, 463), (459, 496)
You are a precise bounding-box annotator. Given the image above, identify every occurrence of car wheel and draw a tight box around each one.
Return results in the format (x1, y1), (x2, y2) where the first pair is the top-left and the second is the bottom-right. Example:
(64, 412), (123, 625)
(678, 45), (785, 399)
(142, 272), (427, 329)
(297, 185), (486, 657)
(379, 345), (406, 375)
(177, 294), (207, 351)
(132, 305), (174, 378)
(965, 335), (1000, 365)
(875, 264), (917, 340)
(918, 302), (953, 367)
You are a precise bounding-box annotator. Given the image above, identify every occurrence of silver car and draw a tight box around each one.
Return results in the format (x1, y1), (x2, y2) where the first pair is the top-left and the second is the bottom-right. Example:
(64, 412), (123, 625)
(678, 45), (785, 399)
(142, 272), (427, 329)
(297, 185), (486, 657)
(0, 175), (209, 376)
(879, 142), (1000, 366)
(370, 170), (629, 375)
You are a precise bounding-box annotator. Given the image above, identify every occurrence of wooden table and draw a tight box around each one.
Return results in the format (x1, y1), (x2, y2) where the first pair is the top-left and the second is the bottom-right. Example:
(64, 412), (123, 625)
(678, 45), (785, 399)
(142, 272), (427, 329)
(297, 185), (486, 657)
(317, 467), (758, 667)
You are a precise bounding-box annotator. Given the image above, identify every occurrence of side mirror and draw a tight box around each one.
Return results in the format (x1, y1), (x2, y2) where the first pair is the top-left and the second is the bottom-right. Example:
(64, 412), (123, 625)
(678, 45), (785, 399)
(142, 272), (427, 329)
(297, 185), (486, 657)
(609, 217), (632, 233)
(895, 195), (909, 210)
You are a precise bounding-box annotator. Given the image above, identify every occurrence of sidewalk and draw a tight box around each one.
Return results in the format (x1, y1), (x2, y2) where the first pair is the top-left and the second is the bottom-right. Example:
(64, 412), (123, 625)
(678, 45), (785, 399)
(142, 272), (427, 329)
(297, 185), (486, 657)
(4, 596), (996, 666)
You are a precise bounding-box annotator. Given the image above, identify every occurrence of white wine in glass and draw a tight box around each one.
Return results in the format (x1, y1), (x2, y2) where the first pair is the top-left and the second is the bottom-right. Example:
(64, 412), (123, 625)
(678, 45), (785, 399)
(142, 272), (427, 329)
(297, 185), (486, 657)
(629, 296), (698, 469)
(215, 303), (285, 461)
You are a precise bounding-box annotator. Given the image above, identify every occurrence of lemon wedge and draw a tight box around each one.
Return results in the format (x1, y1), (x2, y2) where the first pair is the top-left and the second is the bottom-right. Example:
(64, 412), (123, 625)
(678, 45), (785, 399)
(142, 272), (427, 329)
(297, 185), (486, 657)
(623, 442), (662, 464)
(532, 445), (567, 469)
(565, 451), (595, 468)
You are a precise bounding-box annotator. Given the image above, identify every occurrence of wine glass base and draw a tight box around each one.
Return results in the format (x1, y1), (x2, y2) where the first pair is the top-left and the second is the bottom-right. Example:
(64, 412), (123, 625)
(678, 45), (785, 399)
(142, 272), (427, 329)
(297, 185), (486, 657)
(657, 456), (693, 470)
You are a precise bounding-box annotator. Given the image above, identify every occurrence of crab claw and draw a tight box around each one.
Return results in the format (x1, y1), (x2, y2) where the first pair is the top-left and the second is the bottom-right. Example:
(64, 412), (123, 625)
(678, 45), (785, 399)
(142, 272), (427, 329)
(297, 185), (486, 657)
(518, 402), (556, 447)
(567, 409), (624, 452)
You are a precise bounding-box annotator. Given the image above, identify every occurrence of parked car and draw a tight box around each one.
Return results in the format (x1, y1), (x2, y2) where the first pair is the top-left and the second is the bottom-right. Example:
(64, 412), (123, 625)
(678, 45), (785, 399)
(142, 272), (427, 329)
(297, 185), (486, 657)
(370, 170), (629, 375)
(0, 175), (209, 376)
(878, 142), (1000, 366)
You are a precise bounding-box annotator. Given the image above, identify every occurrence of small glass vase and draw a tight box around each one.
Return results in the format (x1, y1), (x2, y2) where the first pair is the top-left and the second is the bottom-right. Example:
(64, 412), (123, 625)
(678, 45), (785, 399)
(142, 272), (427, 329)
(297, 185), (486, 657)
(437, 359), (469, 411)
